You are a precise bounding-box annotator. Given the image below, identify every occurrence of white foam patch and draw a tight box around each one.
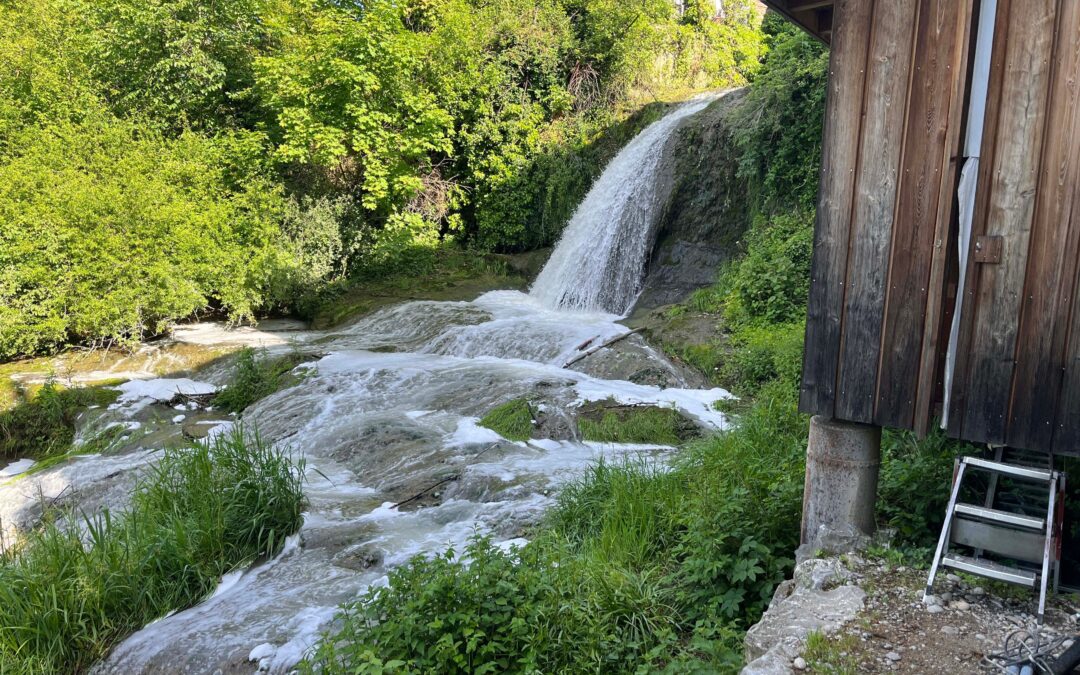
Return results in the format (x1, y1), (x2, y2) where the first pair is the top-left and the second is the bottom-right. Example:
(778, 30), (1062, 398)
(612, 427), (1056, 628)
(114, 378), (218, 404)
(446, 417), (505, 446)
(496, 537), (529, 553)
(573, 378), (733, 430)
(171, 321), (310, 348)
(210, 570), (245, 600)
(0, 458), (35, 477)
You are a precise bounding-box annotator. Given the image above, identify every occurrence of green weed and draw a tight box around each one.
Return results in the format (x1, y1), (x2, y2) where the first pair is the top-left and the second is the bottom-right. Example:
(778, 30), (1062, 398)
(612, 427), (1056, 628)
(0, 428), (305, 673)
(803, 630), (860, 675)
(213, 348), (310, 414)
(577, 404), (696, 446)
(477, 399), (534, 442)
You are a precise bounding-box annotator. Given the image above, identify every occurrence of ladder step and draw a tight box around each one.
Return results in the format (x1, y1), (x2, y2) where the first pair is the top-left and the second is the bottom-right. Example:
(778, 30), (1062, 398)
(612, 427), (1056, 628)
(942, 554), (1037, 587)
(954, 503), (1046, 530)
(962, 456), (1054, 482)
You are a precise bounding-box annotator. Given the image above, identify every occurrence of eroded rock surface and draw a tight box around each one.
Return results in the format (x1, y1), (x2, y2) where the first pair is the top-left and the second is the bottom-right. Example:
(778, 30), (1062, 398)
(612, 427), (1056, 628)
(742, 557), (866, 674)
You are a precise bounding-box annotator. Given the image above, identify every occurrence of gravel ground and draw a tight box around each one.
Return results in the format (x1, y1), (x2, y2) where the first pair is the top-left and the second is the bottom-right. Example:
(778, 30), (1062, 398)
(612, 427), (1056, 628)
(800, 559), (1079, 674)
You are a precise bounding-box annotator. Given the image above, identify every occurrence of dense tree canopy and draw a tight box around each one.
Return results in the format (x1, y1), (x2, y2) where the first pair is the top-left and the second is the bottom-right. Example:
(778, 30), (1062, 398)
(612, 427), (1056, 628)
(0, 0), (766, 358)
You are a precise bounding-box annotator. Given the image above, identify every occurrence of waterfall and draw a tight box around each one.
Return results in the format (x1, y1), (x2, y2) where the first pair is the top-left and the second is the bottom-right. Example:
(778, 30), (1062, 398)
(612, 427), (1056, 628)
(3, 93), (736, 675)
(530, 95), (717, 315)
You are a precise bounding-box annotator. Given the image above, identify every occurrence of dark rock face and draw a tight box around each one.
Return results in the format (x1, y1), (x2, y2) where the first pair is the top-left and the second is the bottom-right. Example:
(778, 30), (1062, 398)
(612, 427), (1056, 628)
(633, 89), (750, 313)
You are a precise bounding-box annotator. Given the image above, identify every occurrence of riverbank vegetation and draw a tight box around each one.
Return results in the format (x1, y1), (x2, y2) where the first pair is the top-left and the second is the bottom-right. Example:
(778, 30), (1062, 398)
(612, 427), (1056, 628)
(212, 348), (310, 414)
(0, 429), (304, 674)
(301, 18), (990, 672)
(0, 0), (766, 360)
(0, 381), (119, 460)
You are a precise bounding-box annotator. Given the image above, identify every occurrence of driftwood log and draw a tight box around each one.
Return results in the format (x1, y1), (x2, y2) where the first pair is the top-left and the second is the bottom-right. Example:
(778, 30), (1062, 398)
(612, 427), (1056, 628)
(562, 328), (644, 368)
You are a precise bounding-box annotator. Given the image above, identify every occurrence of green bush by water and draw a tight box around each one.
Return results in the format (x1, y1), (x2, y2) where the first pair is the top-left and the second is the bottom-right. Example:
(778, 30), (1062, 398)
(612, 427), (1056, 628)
(213, 348), (310, 414)
(0, 381), (118, 460)
(306, 385), (807, 674)
(0, 428), (305, 674)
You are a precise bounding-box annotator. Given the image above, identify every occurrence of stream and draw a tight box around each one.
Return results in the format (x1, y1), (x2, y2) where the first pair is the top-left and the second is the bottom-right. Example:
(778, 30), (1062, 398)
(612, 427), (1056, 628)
(1, 95), (731, 674)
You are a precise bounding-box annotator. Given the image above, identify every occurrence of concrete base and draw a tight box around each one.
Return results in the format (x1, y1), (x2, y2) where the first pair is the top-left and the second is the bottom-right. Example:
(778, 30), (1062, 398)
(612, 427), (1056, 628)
(798, 416), (881, 561)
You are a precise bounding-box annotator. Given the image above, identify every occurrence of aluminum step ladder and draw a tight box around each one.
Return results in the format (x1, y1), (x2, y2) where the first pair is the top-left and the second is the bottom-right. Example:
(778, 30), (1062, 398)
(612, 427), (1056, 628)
(925, 451), (1066, 623)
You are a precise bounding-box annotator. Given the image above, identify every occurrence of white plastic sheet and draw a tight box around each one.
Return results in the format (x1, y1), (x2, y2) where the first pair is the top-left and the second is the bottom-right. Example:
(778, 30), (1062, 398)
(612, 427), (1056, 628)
(942, 0), (998, 428)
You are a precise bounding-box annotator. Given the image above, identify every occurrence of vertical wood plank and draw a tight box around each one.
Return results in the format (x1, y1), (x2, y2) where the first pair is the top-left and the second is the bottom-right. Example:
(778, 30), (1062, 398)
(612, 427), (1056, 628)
(833, 0), (920, 424)
(947, 0), (1013, 439)
(800, 0), (876, 417)
(912, 0), (975, 436)
(1008, 0), (1080, 450)
(875, 0), (971, 431)
(1053, 179), (1080, 451)
(959, 0), (1057, 443)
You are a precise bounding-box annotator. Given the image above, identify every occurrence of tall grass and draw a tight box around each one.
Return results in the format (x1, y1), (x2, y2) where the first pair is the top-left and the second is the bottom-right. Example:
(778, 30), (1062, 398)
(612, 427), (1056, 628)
(0, 428), (305, 674)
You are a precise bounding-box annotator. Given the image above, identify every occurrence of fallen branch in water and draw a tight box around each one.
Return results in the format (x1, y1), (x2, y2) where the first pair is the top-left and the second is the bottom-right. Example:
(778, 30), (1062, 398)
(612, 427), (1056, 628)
(575, 335), (600, 351)
(390, 442), (502, 510)
(563, 328), (644, 368)
(391, 474), (460, 510)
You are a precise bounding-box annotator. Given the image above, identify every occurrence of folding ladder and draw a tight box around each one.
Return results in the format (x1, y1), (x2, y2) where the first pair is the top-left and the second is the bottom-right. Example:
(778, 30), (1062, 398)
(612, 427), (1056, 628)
(924, 451), (1066, 623)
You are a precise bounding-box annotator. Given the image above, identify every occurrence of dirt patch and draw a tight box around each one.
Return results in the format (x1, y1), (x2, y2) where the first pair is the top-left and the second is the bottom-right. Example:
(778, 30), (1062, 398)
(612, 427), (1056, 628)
(806, 561), (1078, 673)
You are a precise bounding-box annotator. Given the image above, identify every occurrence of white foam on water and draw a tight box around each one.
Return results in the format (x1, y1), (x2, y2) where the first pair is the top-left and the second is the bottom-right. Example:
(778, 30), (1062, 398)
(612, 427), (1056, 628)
(0, 458), (35, 477)
(114, 378), (218, 402)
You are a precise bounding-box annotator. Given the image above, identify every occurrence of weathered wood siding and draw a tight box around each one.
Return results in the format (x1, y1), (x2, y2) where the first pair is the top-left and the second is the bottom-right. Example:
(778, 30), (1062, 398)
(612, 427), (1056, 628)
(947, 0), (1080, 453)
(800, 0), (974, 433)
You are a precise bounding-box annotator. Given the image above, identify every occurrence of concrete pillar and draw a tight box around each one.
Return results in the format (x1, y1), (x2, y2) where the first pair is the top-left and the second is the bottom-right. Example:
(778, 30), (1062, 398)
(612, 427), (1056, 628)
(798, 415), (882, 561)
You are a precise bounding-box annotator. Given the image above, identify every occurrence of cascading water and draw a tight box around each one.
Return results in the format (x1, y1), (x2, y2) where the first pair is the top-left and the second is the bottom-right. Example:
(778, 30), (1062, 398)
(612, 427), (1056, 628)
(0, 97), (730, 674)
(531, 96), (718, 315)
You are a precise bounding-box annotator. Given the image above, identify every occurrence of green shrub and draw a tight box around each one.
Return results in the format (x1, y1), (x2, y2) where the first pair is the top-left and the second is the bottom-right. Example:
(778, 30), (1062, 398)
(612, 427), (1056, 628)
(305, 532), (744, 675)
(0, 428), (304, 673)
(728, 16), (829, 211)
(477, 398), (534, 441)
(877, 430), (971, 549)
(213, 348), (309, 414)
(721, 321), (805, 395)
(724, 211), (814, 326)
(0, 381), (118, 460)
(0, 109), (300, 358)
(304, 536), (560, 674)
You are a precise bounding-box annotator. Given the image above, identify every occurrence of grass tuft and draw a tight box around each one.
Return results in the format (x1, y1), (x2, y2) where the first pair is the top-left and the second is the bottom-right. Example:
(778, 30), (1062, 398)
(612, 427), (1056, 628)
(213, 348), (310, 414)
(577, 403), (697, 446)
(802, 630), (860, 675)
(477, 398), (534, 441)
(0, 427), (305, 673)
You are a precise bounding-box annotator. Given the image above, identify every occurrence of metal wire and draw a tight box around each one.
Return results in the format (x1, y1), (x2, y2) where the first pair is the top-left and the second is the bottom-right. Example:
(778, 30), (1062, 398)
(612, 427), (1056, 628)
(982, 628), (1070, 674)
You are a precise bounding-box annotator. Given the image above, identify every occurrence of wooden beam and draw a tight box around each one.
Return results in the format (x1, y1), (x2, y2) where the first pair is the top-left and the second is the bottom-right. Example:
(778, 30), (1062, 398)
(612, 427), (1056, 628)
(799, 0), (875, 415)
(787, 0), (834, 10)
(761, 0), (833, 43)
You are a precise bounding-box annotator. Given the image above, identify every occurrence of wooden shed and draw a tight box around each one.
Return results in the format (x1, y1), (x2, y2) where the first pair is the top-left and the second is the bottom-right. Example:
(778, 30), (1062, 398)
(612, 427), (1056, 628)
(763, 0), (1080, 456)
